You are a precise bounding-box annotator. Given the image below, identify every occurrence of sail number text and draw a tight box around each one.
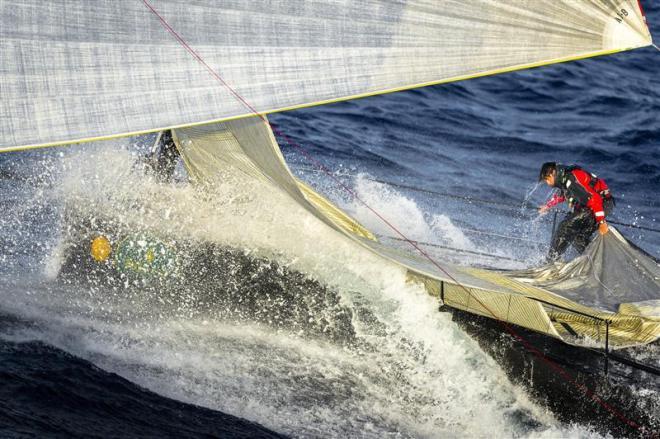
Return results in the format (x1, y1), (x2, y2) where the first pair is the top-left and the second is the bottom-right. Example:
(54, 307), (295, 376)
(614, 8), (628, 23)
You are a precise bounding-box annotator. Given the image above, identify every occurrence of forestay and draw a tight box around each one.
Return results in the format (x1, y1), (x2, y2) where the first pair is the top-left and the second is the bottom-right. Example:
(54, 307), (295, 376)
(1, 0), (652, 151)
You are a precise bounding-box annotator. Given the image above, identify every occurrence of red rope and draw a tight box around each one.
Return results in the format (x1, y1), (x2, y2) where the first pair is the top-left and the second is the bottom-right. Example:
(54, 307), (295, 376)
(141, 1), (653, 434)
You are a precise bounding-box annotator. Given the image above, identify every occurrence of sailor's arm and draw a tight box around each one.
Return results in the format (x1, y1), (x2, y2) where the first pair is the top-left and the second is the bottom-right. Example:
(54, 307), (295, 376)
(574, 170), (609, 235)
(538, 192), (565, 215)
(587, 194), (609, 234)
(587, 195), (606, 221)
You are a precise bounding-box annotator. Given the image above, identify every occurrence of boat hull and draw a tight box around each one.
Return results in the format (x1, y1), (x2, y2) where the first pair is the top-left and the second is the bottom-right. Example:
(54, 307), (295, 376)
(444, 306), (660, 437)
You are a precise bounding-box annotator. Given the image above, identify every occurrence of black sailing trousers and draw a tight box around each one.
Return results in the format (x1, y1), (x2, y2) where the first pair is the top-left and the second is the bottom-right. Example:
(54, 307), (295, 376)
(548, 198), (614, 261)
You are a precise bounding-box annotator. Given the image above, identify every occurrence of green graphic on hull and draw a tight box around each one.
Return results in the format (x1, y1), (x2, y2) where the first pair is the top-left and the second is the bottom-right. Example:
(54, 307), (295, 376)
(114, 234), (178, 277)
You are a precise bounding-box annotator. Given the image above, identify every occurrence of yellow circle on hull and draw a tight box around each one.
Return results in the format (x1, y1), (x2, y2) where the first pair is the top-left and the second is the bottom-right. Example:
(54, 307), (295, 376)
(90, 236), (112, 262)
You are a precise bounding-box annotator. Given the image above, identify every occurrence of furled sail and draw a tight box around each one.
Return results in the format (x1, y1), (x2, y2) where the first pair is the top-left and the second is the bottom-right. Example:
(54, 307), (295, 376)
(0, 0), (652, 152)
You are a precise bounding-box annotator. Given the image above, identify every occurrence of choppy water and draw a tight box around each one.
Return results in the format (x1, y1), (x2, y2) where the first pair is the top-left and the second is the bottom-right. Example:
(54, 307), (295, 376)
(1, 3), (659, 438)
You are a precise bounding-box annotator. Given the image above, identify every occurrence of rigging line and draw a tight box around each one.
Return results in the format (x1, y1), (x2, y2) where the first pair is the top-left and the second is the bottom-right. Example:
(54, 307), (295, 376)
(604, 219), (660, 233)
(370, 179), (526, 209)
(367, 180), (660, 233)
(294, 165), (530, 210)
(141, 2), (647, 433)
(455, 227), (546, 245)
(375, 234), (526, 263)
(653, 43), (660, 52)
(294, 166), (660, 234)
(150, 131), (163, 154)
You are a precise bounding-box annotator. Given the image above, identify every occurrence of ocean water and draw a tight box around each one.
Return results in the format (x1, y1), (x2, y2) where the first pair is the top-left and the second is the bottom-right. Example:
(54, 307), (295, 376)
(1, 3), (659, 438)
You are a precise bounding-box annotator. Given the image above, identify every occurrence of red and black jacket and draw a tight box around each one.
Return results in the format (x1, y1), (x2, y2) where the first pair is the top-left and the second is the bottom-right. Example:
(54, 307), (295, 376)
(544, 165), (611, 222)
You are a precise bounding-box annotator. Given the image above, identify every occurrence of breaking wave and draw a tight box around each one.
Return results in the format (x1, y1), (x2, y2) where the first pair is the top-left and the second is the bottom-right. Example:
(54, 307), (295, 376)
(0, 146), (610, 438)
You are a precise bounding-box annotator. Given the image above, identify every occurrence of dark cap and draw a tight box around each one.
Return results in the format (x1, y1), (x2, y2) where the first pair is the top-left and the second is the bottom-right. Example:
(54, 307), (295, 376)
(539, 162), (556, 181)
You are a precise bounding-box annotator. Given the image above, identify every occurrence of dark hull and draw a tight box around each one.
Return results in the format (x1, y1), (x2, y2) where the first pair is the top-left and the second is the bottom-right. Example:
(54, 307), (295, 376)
(444, 306), (660, 437)
(57, 211), (360, 344)
(58, 210), (659, 437)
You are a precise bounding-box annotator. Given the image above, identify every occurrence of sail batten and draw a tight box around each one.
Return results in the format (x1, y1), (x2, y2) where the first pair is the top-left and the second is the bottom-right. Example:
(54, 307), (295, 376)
(0, 0), (652, 152)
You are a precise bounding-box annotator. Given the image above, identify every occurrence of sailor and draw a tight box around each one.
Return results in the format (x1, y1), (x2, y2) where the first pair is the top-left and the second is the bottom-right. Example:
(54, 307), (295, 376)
(538, 162), (614, 261)
(146, 129), (180, 183)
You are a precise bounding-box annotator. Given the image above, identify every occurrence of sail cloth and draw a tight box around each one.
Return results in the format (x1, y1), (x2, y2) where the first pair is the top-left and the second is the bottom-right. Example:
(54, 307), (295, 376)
(507, 228), (660, 314)
(1, 0), (653, 152)
(173, 117), (376, 241)
(173, 118), (660, 349)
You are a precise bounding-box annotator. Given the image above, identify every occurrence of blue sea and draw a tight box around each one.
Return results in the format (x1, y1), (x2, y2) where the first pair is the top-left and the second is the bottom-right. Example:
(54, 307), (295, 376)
(1, 3), (659, 438)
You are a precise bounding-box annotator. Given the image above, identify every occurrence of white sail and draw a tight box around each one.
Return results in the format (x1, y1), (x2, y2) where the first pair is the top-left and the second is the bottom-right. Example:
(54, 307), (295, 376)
(0, 0), (652, 152)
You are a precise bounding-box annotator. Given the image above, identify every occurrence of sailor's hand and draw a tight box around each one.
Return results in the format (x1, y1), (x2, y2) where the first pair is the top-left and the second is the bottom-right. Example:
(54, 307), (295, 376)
(598, 221), (609, 235)
(538, 205), (549, 215)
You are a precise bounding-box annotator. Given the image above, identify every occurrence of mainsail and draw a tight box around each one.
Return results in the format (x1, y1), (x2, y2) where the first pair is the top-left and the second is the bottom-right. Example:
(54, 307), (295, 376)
(0, 0), (652, 151)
